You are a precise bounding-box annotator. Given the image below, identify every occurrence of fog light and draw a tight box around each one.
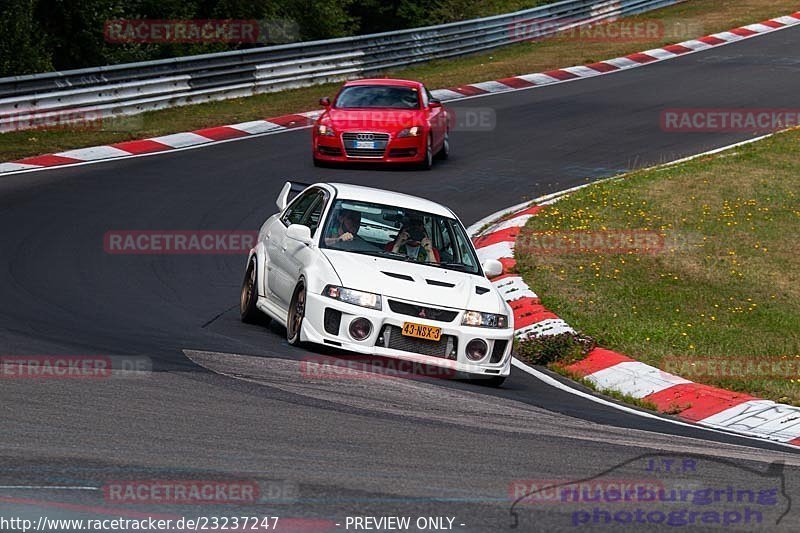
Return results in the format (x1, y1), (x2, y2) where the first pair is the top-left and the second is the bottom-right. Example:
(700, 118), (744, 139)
(466, 339), (488, 361)
(349, 318), (372, 340)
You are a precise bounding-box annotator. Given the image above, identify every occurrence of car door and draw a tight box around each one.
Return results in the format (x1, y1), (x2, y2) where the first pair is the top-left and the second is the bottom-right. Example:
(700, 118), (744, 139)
(267, 188), (324, 308)
(424, 87), (446, 148)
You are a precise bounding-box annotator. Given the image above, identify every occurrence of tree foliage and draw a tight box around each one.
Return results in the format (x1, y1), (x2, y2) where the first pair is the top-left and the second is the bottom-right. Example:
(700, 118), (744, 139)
(0, 0), (546, 77)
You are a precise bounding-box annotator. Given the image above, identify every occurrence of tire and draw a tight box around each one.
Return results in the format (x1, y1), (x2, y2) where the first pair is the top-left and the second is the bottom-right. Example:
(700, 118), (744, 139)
(436, 129), (450, 160)
(471, 375), (506, 388)
(240, 257), (262, 324)
(286, 280), (307, 346)
(418, 134), (433, 170)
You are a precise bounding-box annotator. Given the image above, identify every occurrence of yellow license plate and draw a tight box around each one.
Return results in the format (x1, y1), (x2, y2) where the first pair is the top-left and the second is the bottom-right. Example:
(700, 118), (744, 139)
(401, 322), (442, 341)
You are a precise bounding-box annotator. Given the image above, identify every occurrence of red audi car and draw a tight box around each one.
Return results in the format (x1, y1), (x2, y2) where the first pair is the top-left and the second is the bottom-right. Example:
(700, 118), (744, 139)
(312, 79), (449, 169)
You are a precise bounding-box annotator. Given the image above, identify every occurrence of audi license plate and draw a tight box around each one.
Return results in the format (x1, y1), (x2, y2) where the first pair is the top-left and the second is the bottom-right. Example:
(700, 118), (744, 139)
(401, 322), (442, 341)
(355, 140), (376, 149)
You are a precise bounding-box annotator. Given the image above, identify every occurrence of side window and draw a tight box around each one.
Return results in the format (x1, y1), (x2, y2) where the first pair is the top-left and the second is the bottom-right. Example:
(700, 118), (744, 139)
(426, 88), (436, 104)
(304, 194), (326, 235)
(437, 219), (455, 263)
(282, 189), (320, 226)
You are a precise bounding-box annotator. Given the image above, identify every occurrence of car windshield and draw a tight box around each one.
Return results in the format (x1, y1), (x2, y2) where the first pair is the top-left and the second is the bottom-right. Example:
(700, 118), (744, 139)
(321, 199), (481, 275)
(335, 85), (420, 109)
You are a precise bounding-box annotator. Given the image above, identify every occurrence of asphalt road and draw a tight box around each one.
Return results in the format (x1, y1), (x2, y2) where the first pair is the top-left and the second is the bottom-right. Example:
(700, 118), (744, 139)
(1, 23), (800, 532)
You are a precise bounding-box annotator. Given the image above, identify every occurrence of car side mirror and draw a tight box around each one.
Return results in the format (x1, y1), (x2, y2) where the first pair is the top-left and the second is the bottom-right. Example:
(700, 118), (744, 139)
(286, 224), (314, 245)
(482, 259), (503, 278)
(319, 97), (331, 107)
(429, 99), (442, 108)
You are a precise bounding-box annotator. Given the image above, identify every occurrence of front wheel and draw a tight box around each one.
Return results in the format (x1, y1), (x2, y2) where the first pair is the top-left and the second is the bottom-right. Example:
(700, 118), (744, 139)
(286, 281), (307, 346)
(240, 258), (262, 324)
(436, 130), (450, 160)
(418, 135), (433, 170)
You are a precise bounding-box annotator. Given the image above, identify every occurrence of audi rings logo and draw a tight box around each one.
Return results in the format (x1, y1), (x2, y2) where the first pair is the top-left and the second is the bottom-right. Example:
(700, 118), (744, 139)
(356, 133), (375, 141)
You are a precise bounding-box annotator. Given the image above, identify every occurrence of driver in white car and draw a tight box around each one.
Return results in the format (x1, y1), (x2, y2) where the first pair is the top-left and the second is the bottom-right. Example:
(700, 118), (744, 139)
(324, 209), (362, 245)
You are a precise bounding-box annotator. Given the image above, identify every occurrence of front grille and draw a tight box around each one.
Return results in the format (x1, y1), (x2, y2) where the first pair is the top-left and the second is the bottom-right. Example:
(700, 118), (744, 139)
(324, 308), (341, 335)
(379, 325), (457, 359)
(490, 339), (508, 363)
(388, 300), (458, 322)
(342, 132), (389, 158)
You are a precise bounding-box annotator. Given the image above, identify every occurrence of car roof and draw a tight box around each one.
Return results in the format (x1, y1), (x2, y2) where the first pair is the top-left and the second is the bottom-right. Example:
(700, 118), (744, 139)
(319, 183), (454, 218)
(342, 78), (423, 89)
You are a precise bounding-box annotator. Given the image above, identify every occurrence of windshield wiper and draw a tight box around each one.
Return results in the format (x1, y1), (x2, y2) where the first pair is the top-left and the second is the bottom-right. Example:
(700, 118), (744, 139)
(359, 250), (413, 261)
(425, 261), (474, 272)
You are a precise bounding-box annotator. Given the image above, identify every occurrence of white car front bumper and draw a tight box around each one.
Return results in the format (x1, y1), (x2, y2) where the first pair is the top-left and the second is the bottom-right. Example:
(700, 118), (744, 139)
(301, 292), (513, 378)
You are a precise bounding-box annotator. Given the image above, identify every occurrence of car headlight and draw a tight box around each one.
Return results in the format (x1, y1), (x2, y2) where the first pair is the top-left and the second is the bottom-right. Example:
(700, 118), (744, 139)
(323, 285), (382, 310)
(317, 123), (335, 137)
(462, 311), (508, 328)
(397, 126), (422, 137)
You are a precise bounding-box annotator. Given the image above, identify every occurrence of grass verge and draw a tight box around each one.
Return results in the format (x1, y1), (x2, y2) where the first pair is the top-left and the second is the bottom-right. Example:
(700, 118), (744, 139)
(2, 0), (798, 162)
(515, 128), (800, 405)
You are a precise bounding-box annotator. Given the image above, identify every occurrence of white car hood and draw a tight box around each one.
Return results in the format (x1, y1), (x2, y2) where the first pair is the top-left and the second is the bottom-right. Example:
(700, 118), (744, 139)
(321, 249), (504, 312)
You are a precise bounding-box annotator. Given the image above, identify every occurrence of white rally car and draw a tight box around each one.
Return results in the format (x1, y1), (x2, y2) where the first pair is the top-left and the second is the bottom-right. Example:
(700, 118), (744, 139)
(240, 182), (514, 385)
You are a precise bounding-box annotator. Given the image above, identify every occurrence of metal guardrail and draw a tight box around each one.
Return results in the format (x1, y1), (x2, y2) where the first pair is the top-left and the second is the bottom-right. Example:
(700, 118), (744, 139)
(0, 0), (684, 132)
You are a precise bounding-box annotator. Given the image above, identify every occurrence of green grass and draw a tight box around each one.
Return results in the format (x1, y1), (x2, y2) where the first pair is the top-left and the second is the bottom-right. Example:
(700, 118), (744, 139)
(2, 0), (798, 162)
(516, 128), (800, 405)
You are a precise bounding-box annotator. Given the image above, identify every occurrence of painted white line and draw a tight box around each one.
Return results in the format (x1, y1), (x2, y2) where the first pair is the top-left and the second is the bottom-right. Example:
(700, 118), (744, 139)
(469, 80), (514, 93)
(640, 48), (677, 61)
(228, 120), (283, 134)
(486, 214), (534, 232)
(0, 162), (42, 172)
(698, 401), (800, 443)
(466, 199), (535, 236)
(742, 23), (774, 33)
(774, 15), (800, 25)
(429, 89), (463, 101)
(711, 31), (744, 42)
(55, 146), (131, 161)
(515, 318), (574, 338)
(586, 361), (692, 398)
(150, 132), (212, 148)
(516, 73), (562, 85)
(603, 57), (641, 69)
(561, 66), (603, 78)
(492, 276), (538, 300)
(511, 358), (800, 451)
(475, 241), (514, 263)
(676, 39), (713, 51)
